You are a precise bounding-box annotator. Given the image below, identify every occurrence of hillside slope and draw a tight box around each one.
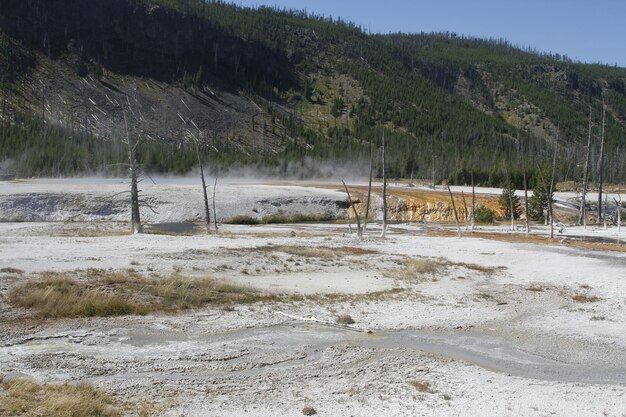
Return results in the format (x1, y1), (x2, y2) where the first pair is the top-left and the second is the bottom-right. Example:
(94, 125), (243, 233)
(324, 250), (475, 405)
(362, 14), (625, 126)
(1, 0), (625, 184)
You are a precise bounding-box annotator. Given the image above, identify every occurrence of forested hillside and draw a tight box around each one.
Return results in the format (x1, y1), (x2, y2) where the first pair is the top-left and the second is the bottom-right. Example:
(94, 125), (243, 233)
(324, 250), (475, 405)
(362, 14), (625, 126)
(1, 0), (625, 186)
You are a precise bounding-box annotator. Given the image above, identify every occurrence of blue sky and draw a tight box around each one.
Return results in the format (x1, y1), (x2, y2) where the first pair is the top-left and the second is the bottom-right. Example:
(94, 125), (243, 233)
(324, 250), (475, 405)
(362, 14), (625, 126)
(232, 0), (626, 67)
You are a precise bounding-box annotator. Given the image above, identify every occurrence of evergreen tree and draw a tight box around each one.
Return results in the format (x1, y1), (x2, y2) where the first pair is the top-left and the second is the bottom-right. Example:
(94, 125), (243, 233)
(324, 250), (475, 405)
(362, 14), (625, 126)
(528, 182), (552, 222)
(498, 183), (522, 220)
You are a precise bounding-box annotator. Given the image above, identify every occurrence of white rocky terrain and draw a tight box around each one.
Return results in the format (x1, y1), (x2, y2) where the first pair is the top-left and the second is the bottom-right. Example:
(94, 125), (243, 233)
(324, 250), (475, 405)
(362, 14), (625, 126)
(0, 178), (625, 417)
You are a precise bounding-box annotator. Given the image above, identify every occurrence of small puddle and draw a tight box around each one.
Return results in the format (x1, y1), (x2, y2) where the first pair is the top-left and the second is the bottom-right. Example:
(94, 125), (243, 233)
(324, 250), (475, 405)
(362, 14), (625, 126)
(144, 222), (200, 235)
(360, 330), (626, 385)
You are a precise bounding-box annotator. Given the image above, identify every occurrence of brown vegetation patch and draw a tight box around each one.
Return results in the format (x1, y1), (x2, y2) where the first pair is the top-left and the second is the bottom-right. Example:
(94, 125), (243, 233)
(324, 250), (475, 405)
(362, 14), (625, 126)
(429, 229), (626, 253)
(8, 269), (409, 319)
(384, 258), (444, 282)
(526, 285), (545, 292)
(336, 314), (355, 325)
(249, 245), (377, 259)
(8, 270), (277, 319)
(384, 256), (505, 283)
(0, 267), (24, 274)
(302, 406), (317, 416)
(572, 294), (601, 303)
(448, 261), (507, 275)
(0, 376), (125, 417)
(408, 380), (434, 393)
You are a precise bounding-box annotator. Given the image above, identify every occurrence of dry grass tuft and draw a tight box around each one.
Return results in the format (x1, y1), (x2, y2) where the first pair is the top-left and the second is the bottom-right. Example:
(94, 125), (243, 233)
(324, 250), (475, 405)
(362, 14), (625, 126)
(0, 267), (24, 274)
(0, 376), (124, 417)
(8, 275), (137, 318)
(429, 229), (626, 253)
(526, 285), (545, 292)
(408, 380), (434, 393)
(476, 292), (494, 300)
(385, 258), (443, 282)
(572, 294), (601, 303)
(302, 406), (317, 416)
(250, 245), (377, 259)
(336, 314), (355, 325)
(590, 315), (607, 321)
(455, 263), (507, 275)
(9, 270), (276, 319)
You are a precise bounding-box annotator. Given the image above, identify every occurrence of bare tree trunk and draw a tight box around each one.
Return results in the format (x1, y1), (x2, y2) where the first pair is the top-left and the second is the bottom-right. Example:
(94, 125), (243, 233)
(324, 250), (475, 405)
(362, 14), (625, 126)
(447, 185), (461, 237)
(212, 177), (219, 232)
(509, 185), (515, 232)
(347, 208), (353, 234)
(471, 171), (475, 231)
(196, 139), (211, 234)
(430, 134), (436, 187)
(40, 80), (45, 123)
(342, 180), (362, 239)
(597, 104), (606, 223)
(380, 129), (387, 238)
(614, 196), (622, 234)
(461, 191), (469, 230)
(579, 107), (592, 227)
(547, 137), (559, 239)
(363, 140), (373, 233)
(124, 112), (141, 235)
(523, 148), (530, 234)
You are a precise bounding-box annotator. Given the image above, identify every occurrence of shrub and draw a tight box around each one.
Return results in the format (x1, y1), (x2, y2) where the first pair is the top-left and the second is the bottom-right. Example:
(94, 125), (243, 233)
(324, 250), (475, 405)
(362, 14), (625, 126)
(336, 314), (355, 324)
(223, 215), (261, 225)
(302, 406), (317, 416)
(474, 205), (496, 223)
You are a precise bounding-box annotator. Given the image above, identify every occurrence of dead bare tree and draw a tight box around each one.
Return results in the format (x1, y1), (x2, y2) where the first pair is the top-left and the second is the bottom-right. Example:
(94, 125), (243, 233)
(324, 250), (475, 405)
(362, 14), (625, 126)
(447, 185), (461, 238)
(39, 79), (45, 123)
(471, 171), (476, 231)
(579, 106), (593, 227)
(535, 140), (558, 239)
(86, 87), (155, 235)
(503, 164), (516, 232)
(380, 128), (388, 238)
(123, 111), (142, 235)
(597, 103), (606, 223)
(548, 133), (559, 239)
(363, 139), (374, 233)
(189, 119), (211, 234)
(461, 191), (469, 230)
(342, 180), (362, 239)
(212, 177), (219, 233)
(614, 194), (622, 234)
(522, 135), (530, 234)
